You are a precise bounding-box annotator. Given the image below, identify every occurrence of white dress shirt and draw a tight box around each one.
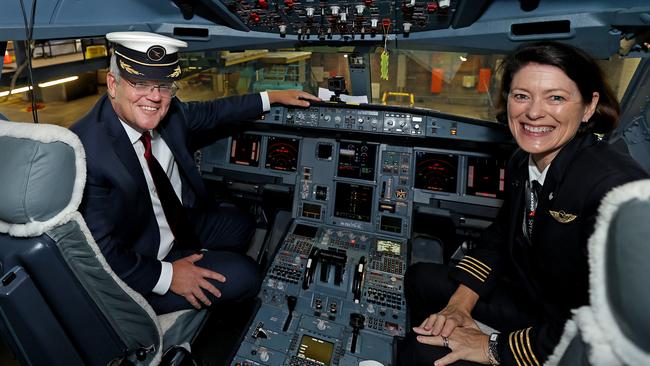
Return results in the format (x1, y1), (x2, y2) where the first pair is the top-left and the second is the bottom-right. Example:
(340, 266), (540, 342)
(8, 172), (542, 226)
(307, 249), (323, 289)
(528, 155), (550, 186)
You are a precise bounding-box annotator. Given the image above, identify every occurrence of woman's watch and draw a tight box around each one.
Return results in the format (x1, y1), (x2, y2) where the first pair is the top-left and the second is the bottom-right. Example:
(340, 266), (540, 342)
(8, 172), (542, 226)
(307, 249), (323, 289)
(488, 332), (501, 365)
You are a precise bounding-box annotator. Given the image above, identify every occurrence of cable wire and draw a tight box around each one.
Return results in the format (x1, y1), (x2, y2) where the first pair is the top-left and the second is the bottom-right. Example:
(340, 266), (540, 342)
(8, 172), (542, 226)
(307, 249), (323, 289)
(18, 0), (39, 123)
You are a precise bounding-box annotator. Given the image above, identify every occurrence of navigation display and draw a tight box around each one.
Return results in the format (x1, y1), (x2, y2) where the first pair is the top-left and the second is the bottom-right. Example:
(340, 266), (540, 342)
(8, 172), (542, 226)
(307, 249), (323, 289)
(230, 133), (261, 167)
(466, 157), (507, 199)
(414, 151), (458, 193)
(297, 335), (334, 366)
(334, 182), (373, 222)
(265, 136), (299, 171)
(337, 141), (377, 181)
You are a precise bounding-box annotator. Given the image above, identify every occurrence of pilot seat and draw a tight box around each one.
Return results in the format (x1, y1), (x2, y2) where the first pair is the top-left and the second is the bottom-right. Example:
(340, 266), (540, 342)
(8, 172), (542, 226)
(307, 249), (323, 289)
(0, 120), (208, 366)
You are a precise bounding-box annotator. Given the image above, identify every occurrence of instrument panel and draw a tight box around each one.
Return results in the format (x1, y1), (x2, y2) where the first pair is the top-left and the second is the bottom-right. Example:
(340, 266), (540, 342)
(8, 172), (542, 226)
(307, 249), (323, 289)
(202, 102), (513, 223)
(201, 102), (514, 365)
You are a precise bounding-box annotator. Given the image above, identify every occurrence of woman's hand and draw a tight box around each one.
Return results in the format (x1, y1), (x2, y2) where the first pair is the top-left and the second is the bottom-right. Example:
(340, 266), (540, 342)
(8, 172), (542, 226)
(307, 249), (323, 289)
(416, 325), (492, 366)
(413, 284), (480, 338)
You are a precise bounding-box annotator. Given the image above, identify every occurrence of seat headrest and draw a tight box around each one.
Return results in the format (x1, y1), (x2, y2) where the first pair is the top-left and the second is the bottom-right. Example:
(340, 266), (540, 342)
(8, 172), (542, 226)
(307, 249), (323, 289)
(0, 120), (86, 237)
(606, 198), (650, 352)
(588, 179), (650, 365)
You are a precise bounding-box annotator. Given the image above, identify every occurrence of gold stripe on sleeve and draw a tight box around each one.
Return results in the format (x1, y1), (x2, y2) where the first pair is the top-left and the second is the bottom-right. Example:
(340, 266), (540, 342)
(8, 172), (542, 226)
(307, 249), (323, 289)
(455, 262), (486, 282)
(460, 257), (490, 277)
(524, 327), (541, 366)
(509, 331), (524, 366)
(512, 330), (529, 366)
(464, 255), (492, 272)
(519, 328), (535, 366)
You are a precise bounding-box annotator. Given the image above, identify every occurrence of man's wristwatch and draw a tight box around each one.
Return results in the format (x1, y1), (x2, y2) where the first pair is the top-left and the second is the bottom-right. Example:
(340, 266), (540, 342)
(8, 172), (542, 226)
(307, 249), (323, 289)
(488, 332), (501, 365)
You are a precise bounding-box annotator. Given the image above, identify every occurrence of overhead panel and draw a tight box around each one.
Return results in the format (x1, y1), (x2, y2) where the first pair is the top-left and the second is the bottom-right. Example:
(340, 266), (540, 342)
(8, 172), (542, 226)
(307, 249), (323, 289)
(220, 0), (460, 39)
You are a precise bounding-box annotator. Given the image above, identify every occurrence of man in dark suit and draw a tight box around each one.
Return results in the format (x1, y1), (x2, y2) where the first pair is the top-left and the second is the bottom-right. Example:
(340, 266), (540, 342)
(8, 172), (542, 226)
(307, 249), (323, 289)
(71, 31), (319, 314)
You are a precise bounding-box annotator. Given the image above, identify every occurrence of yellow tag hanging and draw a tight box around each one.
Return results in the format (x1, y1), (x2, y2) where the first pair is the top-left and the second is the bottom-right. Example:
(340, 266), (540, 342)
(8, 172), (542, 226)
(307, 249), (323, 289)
(380, 49), (389, 80)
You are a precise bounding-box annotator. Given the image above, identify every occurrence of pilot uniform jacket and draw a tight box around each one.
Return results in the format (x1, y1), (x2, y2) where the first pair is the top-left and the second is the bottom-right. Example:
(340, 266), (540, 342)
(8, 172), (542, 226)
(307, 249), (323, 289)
(449, 132), (647, 366)
(71, 93), (263, 295)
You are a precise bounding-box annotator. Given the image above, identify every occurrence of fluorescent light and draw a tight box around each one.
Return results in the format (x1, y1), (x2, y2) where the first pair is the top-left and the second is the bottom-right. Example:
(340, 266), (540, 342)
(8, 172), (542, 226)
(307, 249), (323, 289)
(459, 56), (467, 62)
(0, 86), (33, 97)
(38, 76), (79, 88)
(0, 75), (77, 97)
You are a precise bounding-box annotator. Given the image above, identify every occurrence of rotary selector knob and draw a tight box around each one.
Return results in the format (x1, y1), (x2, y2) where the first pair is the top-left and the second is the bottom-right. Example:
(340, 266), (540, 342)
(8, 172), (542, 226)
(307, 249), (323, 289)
(386, 119), (395, 127)
(259, 348), (270, 362)
(317, 319), (327, 330)
(413, 123), (420, 130)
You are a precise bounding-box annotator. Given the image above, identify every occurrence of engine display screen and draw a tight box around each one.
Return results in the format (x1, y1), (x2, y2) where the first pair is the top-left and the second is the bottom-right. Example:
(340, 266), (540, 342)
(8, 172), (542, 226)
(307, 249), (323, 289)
(466, 157), (507, 199)
(297, 335), (334, 366)
(337, 141), (377, 181)
(265, 136), (299, 171)
(334, 182), (373, 222)
(414, 151), (458, 193)
(229, 133), (261, 167)
(377, 240), (401, 255)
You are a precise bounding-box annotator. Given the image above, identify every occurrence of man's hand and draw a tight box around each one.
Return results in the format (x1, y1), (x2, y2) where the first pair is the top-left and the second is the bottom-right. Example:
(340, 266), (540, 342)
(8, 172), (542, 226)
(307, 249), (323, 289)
(414, 284), (479, 338)
(170, 253), (226, 309)
(416, 325), (491, 366)
(267, 90), (320, 107)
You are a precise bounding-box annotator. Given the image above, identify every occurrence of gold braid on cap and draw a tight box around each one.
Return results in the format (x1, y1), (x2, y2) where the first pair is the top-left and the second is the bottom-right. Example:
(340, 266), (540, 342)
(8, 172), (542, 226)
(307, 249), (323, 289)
(166, 65), (181, 78)
(119, 59), (144, 76)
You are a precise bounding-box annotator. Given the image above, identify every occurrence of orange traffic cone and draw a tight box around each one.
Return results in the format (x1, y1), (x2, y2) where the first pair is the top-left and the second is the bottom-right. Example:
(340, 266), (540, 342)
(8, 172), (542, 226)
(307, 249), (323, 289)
(3, 51), (12, 64)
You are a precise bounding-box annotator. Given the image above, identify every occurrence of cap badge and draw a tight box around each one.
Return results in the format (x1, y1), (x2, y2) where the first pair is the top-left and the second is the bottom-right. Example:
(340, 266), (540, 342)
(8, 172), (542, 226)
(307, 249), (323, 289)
(147, 45), (166, 62)
(119, 59), (144, 76)
(166, 65), (182, 78)
(549, 210), (577, 224)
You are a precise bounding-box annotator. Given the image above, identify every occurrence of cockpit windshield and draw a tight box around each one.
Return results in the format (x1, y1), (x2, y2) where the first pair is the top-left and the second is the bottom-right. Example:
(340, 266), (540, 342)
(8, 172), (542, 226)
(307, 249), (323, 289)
(177, 46), (641, 122)
(0, 43), (642, 126)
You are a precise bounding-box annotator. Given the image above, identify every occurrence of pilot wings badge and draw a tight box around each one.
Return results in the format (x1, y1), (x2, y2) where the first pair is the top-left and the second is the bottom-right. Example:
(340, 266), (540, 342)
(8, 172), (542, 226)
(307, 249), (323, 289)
(549, 210), (577, 224)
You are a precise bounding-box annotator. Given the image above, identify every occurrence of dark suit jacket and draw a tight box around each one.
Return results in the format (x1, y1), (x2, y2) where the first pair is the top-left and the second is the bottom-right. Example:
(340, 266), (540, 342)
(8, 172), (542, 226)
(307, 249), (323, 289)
(450, 132), (648, 365)
(71, 94), (262, 294)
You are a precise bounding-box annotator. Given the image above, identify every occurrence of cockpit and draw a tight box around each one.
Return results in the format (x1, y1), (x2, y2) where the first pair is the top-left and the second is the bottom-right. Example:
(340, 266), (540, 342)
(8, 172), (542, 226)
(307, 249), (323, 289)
(1, 1), (649, 365)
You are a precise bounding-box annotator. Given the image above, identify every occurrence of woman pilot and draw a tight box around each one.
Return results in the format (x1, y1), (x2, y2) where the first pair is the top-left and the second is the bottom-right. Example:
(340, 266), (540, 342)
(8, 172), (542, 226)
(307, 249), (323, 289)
(398, 41), (648, 366)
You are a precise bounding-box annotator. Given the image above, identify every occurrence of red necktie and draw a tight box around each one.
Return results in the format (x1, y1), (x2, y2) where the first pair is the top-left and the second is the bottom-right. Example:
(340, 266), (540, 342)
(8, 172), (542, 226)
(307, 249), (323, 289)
(140, 131), (198, 249)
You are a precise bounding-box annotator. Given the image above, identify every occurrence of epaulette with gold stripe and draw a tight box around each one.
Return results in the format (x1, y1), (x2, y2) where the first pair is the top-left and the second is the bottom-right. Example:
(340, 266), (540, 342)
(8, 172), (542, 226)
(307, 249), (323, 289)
(507, 327), (540, 366)
(455, 255), (491, 283)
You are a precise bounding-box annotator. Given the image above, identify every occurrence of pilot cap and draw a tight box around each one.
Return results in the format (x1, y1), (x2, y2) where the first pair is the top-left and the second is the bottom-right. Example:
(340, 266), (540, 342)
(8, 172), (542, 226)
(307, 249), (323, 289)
(106, 31), (187, 81)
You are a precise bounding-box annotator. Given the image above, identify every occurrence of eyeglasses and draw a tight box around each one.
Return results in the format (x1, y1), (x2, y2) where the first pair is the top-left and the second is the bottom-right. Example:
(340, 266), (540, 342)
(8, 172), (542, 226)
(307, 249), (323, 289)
(121, 78), (179, 98)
